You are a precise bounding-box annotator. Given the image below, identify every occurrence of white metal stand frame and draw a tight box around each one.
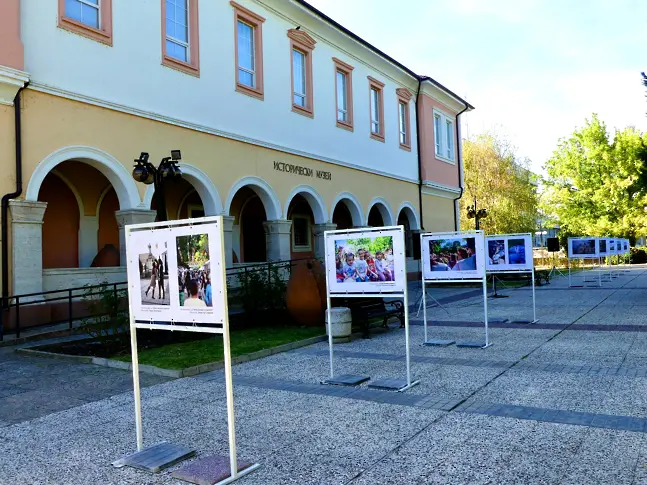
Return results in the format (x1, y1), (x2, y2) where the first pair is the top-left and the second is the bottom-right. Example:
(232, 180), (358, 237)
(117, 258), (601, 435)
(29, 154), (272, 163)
(125, 217), (259, 484)
(568, 257), (602, 288)
(324, 225), (420, 392)
(486, 268), (537, 323)
(420, 230), (491, 348)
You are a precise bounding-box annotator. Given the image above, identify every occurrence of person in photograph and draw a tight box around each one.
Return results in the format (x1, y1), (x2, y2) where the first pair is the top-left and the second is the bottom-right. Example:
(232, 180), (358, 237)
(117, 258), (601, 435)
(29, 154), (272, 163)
(183, 279), (207, 307)
(489, 242), (505, 265)
(365, 250), (379, 281)
(144, 260), (158, 299)
(375, 251), (392, 280)
(385, 248), (395, 275)
(355, 249), (369, 282)
(157, 257), (165, 300)
(204, 276), (212, 307)
(430, 253), (449, 271)
(343, 252), (357, 282)
(453, 247), (477, 271)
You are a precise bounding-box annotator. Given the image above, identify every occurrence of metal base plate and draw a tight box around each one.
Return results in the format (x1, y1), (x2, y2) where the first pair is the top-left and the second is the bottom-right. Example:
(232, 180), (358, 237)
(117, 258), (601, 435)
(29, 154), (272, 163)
(171, 454), (256, 485)
(322, 374), (370, 386)
(456, 341), (488, 348)
(489, 318), (508, 323)
(510, 320), (531, 324)
(423, 339), (455, 347)
(368, 378), (412, 391)
(489, 294), (509, 299)
(113, 442), (196, 473)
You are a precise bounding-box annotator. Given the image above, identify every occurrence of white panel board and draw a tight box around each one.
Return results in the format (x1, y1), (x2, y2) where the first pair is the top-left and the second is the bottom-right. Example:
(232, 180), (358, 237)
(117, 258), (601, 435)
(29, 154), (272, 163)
(485, 234), (533, 272)
(421, 231), (485, 280)
(567, 237), (600, 259)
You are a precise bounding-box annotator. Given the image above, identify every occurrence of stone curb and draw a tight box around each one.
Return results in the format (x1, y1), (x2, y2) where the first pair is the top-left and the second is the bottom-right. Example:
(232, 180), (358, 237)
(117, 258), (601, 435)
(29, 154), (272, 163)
(15, 334), (329, 379)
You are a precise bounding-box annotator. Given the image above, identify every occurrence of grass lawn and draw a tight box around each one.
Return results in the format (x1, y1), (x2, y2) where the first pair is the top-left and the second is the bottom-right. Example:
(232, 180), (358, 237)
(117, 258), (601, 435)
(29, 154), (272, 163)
(114, 326), (324, 370)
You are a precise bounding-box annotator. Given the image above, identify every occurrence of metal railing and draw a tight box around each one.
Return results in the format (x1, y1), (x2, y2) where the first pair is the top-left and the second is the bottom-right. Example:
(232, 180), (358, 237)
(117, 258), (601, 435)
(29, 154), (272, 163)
(0, 257), (322, 341)
(0, 281), (128, 341)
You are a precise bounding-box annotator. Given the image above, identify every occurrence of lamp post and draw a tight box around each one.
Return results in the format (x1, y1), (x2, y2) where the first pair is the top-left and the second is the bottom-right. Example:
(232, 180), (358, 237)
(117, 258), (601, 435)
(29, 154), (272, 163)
(466, 197), (488, 230)
(132, 151), (182, 222)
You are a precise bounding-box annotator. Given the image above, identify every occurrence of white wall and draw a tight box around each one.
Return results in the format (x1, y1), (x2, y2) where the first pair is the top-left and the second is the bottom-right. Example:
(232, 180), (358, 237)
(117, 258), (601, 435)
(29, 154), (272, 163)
(22, 0), (419, 181)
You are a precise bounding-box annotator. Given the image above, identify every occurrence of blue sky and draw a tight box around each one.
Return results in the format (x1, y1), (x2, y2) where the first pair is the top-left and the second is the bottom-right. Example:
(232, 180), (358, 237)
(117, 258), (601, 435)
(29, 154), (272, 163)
(307, 0), (647, 174)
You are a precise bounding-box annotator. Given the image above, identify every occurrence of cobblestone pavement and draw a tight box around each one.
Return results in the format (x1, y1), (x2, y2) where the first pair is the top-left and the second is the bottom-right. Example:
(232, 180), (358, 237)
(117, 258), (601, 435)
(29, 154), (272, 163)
(3, 266), (647, 484)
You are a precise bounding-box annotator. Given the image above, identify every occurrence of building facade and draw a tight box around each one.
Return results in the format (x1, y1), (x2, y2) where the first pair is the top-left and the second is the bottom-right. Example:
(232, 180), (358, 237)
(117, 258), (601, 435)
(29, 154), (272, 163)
(0, 0), (472, 299)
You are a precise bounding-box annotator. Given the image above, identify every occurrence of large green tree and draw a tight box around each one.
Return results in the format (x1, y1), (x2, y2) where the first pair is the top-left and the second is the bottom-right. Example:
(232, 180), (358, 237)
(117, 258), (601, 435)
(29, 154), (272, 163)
(541, 114), (647, 242)
(461, 133), (538, 234)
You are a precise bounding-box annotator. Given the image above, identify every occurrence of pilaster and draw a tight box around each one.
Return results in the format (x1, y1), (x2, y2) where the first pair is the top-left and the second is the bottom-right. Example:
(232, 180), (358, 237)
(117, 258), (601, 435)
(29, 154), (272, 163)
(263, 220), (292, 261)
(115, 210), (157, 266)
(9, 200), (47, 297)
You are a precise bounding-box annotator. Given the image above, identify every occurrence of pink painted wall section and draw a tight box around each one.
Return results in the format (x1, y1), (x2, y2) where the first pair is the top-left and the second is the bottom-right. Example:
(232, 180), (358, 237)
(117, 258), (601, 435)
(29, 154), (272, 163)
(418, 95), (459, 188)
(0, 0), (24, 70)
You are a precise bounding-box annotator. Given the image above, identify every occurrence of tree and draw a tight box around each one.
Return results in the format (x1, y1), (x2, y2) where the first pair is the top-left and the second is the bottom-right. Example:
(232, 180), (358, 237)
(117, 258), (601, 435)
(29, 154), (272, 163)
(643, 72), (647, 116)
(541, 114), (647, 243)
(460, 133), (538, 234)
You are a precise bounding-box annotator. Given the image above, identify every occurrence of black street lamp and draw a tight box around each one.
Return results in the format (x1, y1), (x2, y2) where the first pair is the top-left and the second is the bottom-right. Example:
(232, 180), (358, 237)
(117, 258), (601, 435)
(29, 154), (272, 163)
(466, 197), (488, 230)
(132, 151), (182, 222)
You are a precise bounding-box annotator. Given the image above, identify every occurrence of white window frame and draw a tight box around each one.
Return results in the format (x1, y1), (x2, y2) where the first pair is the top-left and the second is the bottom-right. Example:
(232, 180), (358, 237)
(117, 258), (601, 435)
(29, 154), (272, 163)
(237, 20), (256, 88)
(68, 0), (101, 28)
(291, 215), (312, 251)
(292, 49), (307, 108)
(370, 88), (380, 134)
(166, 0), (191, 63)
(336, 71), (348, 122)
(399, 101), (407, 145)
(433, 109), (456, 164)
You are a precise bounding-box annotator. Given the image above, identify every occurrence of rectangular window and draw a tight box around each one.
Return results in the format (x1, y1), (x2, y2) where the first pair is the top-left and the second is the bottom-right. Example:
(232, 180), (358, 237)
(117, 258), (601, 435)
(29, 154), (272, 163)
(333, 57), (354, 130)
(337, 72), (347, 122)
(368, 77), (385, 141)
(293, 49), (306, 107)
(232, 1), (265, 99)
(65, 0), (99, 28)
(433, 109), (456, 162)
(58, 0), (113, 45)
(237, 21), (255, 87)
(288, 29), (316, 117)
(292, 216), (311, 251)
(446, 120), (454, 159)
(165, 0), (189, 62)
(162, 0), (200, 76)
(396, 88), (412, 150)
(434, 114), (441, 155)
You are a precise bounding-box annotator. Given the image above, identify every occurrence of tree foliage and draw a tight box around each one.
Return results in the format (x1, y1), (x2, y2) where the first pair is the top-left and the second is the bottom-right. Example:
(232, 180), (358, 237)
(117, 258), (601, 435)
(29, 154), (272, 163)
(541, 114), (647, 242)
(460, 133), (538, 234)
(177, 234), (209, 268)
(643, 72), (647, 116)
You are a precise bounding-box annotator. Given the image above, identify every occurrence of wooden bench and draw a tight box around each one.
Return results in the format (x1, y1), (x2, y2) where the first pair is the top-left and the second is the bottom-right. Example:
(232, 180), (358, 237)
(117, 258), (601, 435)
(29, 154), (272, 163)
(339, 298), (405, 338)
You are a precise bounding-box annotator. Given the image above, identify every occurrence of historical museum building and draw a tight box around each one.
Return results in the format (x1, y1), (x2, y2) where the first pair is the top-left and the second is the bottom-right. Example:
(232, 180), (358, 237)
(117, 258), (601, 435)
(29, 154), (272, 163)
(0, 0), (473, 299)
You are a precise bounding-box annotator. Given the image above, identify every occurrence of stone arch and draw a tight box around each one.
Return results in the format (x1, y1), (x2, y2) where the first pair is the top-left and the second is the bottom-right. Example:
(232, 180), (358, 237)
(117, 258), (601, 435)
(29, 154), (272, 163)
(142, 163), (223, 216)
(26, 146), (141, 209)
(396, 201), (421, 230)
(225, 176), (281, 220)
(330, 192), (364, 227)
(50, 169), (85, 216)
(366, 197), (395, 226)
(283, 184), (327, 224)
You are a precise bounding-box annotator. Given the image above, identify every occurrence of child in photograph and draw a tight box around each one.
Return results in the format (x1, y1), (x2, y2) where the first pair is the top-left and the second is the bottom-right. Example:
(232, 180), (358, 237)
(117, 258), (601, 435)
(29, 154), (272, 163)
(375, 251), (392, 281)
(365, 250), (379, 281)
(385, 248), (395, 275)
(453, 247), (477, 271)
(342, 252), (357, 282)
(144, 261), (158, 299)
(355, 249), (368, 282)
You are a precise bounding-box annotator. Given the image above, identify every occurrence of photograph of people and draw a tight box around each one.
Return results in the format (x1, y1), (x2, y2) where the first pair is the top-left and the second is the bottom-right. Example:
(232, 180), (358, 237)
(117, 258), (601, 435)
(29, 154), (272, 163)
(138, 241), (170, 306)
(488, 240), (505, 265)
(177, 233), (213, 308)
(430, 238), (478, 272)
(572, 239), (596, 255)
(507, 238), (526, 265)
(334, 236), (395, 283)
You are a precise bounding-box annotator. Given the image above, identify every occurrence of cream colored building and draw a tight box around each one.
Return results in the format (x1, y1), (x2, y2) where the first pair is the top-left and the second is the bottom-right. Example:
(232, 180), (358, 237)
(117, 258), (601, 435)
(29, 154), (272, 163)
(0, 0), (473, 300)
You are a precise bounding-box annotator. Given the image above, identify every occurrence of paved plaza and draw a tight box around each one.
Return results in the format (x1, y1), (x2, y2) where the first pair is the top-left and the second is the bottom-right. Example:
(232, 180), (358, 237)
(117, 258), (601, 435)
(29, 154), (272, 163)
(3, 266), (647, 483)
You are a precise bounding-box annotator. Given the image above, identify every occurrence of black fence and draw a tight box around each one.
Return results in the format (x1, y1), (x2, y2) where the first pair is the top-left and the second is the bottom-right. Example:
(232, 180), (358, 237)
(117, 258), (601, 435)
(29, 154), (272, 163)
(0, 257), (322, 341)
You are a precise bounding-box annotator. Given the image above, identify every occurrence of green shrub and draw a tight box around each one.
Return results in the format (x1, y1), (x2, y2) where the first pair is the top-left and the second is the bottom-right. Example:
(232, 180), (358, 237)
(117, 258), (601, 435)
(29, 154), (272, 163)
(235, 263), (287, 317)
(81, 282), (129, 352)
(630, 247), (647, 264)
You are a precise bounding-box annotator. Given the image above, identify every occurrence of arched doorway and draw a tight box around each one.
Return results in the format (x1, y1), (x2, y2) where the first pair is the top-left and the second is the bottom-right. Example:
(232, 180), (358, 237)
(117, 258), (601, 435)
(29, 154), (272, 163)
(37, 161), (123, 268)
(330, 192), (363, 229)
(367, 199), (394, 227)
(226, 177), (282, 263)
(397, 204), (420, 259)
(287, 195), (314, 258)
(150, 177), (205, 222)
